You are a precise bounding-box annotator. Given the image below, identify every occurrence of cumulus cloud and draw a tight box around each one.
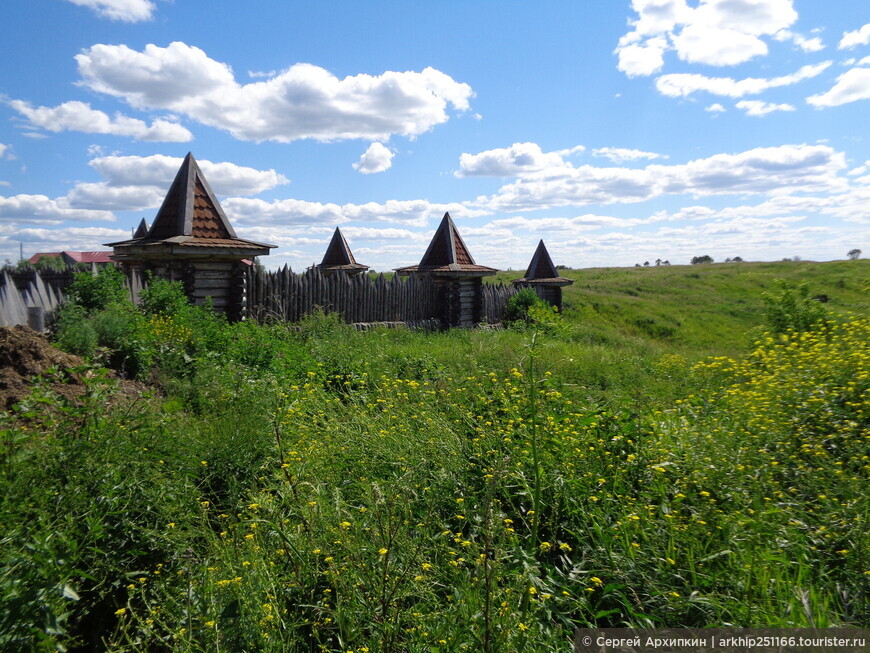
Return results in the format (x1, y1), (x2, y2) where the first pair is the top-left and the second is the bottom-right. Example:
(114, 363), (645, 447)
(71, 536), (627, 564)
(0, 143), (10, 159)
(655, 62), (831, 98)
(592, 147), (666, 163)
(64, 154), (289, 212)
(735, 100), (796, 116)
(75, 42), (473, 143)
(339, 226), (422, 241)
(807, 66), (870, 107)
(839, 23), (870, 49)
(224, 197), (487, 229)
(491, 214), (646, 232)
(222, 197), (346, 227)
(66, 0), (154, 22)
(66, 183), (166, 212)
(7, 100), (193, 142)
(456, 142), (573, 177)
(616, 37), (670, 77)
(671, 24), (770, 66)
(773, 29), (825, 52)
(351, 201), (488, 225)
(0, 194), (115, 223)
(616, 0), (798, 75)
(353, 143), (394, 174)
(91, 154), (286, 194)
(479, 144), (847, 212)
(792, 34), (824, 52)
(706, 103), (727, 112)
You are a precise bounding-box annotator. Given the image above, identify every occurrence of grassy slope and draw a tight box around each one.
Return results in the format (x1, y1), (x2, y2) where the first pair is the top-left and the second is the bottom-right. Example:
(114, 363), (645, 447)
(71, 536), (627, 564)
(361, 260), (869, 410)
(490, 259), (869, 356)
(2, 260), (868, 650)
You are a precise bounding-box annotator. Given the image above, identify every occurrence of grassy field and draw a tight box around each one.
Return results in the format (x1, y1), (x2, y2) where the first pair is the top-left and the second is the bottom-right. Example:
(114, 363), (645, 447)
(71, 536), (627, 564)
(1, 259), (867, 651)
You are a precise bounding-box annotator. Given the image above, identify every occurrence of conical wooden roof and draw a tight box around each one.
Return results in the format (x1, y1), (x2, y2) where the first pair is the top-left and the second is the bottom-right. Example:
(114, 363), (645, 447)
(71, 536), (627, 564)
(105, 152), (274, 256)
(148, 152), (236, 240)
(132, 218), (150, 238)
(513, 240), (572, 285)
(317, 227), (368, 272)
(395, 212), (496, 277)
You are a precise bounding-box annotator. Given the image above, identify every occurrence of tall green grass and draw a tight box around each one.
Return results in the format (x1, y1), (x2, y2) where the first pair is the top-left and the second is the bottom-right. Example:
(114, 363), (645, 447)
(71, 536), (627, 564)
(0, 260), (867, 650)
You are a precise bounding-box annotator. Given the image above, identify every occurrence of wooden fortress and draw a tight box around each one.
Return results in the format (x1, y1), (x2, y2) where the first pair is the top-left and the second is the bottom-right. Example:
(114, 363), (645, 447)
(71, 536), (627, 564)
(107, 153), (572, 326)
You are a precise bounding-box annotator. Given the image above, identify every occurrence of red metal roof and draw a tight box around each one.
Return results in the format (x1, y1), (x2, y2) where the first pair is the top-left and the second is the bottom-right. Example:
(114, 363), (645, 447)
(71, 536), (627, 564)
(29, 252), (62, 264)
(29, 251), (114, 264)
(65, 251), (115, 263)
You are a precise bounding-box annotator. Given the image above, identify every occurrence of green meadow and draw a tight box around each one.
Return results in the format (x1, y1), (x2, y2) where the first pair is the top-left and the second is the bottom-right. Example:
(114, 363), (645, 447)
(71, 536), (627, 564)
(1, 259), (868, 651)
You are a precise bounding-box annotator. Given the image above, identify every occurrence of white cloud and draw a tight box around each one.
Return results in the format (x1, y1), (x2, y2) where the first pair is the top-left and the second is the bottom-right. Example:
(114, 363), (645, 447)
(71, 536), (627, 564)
(706, 103), (727, 112)
(656, 62), (831, 98)
(839, 23), (870, 49)
(75, 41), (473, 143)
(66, 183), (166, 212)
(223, 198), (346, 226)
(353, 143), (394, 174)
(342, 200), (488, 226)
(88, 154), (288, 195)
(592, 147), (666, 163)
(735, 100), (796, 116)
(3, 227), (130, 260)
(0, 143), (9, 159)
(66, 0), (154, 22)
(615, 37), (670, 77)
(491, 214), (645, 232)
(807, 66), (870, 107)
(774, 29), (825, 52)
(8, 100), (193, 142)
(793, 34), (824, 52)
(224, 197), (487, 229)
(554, 145), (586, 157)
(456, 142), (572, 177)
(480, 144), (847, 212)
(63, 154), (289, 212)
(340, 226), (422, 241)
(671, 24), (770, 66)
(0, 194), (116, 223)
(616, 0), (798, 75)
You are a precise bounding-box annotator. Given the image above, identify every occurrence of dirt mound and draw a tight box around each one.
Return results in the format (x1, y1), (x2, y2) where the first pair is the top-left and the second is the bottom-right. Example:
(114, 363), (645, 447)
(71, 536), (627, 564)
(0, 325), (143, 410)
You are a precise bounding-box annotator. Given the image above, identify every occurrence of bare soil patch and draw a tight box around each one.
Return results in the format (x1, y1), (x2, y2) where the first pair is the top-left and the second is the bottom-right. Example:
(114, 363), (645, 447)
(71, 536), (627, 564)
(0, 325), (144, 410)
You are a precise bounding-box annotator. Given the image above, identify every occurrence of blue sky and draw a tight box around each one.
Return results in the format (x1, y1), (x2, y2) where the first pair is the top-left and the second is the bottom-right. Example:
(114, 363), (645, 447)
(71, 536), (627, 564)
(0, 0), (867, 271)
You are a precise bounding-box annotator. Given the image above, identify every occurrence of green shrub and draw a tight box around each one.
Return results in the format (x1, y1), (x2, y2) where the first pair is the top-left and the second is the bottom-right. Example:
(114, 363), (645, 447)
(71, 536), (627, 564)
(503, 288), (547, 326)
(64, 265), (129, 314)
(54, 305), (98, 359)
(761, 279), (829, 333)
(138, 275), (189, 317)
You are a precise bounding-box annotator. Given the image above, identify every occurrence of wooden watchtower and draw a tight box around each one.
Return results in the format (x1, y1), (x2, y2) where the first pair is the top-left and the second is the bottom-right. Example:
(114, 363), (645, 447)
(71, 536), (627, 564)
(316, 227), (369, 276)
(395, 212), (496, 327)
(512, 240), (573, 310)
(106, 152), (275, 320)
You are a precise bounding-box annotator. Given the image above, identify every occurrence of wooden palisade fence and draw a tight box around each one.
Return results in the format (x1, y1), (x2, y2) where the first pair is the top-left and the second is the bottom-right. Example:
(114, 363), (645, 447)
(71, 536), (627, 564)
(246, 266), (442, 326)
(245, 265), (542, 328)
(0, 264), (544, 329)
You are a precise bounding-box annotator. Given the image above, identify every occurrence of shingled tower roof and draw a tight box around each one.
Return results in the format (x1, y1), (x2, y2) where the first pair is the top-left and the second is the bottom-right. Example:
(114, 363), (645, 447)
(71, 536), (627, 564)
(105, 152), (274, 258)
(395, 212), (496, 277)
(317, 227), (369, 273)
(513, 240), (573, 286)
(132, 218), (150, 239)
(148, 152), (236, 240)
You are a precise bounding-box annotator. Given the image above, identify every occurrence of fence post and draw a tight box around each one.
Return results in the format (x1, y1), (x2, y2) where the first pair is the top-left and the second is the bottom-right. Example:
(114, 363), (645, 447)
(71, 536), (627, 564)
(27, 306), (45, 332)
